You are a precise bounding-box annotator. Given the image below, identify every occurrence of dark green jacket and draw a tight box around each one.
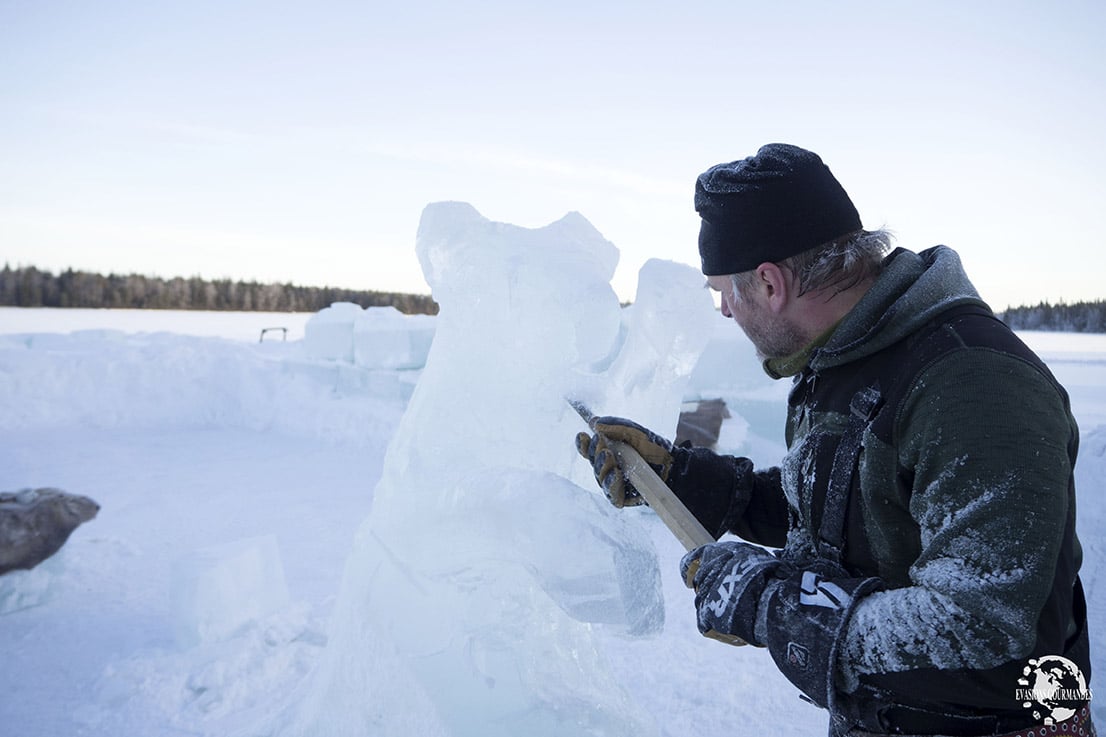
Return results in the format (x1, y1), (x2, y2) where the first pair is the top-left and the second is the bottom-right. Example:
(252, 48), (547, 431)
(674, 246), (1089, 731)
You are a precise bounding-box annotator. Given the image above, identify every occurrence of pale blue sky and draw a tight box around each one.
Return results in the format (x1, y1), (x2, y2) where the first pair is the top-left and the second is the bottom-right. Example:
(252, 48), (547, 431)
(2, 0), (1103, 309)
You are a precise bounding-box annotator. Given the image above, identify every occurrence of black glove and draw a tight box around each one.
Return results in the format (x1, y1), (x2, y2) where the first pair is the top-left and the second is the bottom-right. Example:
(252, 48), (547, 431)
(681, 545), (882, 710)
(760, 561), (882, 709)
(575, 416), (675, 508)
(680, 540), (784, 647)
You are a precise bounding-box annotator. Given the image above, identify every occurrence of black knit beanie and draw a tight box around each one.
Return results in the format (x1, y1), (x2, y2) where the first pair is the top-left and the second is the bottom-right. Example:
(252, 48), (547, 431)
(695, 143), (862, 275)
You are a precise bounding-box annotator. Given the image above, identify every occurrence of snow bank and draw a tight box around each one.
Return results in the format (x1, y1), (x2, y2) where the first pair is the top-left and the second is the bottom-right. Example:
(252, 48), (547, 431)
(0, 328), (410, 446)
(0, 306), (315, 342)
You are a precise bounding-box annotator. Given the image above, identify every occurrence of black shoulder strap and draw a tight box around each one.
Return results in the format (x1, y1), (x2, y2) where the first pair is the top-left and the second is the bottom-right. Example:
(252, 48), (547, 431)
(817, 385), (883, 564)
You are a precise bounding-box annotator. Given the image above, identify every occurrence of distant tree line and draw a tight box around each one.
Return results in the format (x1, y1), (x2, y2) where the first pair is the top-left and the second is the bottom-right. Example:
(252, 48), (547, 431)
(999, 299), (1106, 333)
(0, 265), (438, 315)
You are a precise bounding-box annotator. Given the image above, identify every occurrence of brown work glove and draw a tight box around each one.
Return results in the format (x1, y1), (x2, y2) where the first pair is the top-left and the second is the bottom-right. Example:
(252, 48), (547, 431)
(575, 416), (675, 508)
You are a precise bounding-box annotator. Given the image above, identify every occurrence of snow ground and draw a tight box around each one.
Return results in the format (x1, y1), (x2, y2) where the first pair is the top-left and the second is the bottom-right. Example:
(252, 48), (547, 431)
(0, 307), (1103, 736)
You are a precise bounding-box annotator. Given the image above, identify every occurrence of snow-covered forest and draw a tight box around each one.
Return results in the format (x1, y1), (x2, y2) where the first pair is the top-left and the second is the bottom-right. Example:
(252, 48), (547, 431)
(0, 265), (438, 315)
(1000, 300), (1106, 332)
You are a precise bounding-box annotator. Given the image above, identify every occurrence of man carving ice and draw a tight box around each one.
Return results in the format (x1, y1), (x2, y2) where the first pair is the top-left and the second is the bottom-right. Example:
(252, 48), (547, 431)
(577, 143), (1094, 736)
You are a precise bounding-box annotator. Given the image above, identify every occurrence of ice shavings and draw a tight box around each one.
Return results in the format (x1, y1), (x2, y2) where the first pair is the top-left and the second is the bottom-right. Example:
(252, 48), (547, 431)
(84, 603), (326, 734)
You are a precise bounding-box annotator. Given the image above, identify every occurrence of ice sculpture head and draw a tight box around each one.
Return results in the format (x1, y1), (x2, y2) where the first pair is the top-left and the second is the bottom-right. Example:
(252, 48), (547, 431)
(416, 202), (622, 367)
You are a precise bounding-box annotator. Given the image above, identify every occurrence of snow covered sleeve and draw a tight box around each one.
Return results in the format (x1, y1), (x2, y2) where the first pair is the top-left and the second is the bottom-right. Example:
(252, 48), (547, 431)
(838, 348), (1076, 685)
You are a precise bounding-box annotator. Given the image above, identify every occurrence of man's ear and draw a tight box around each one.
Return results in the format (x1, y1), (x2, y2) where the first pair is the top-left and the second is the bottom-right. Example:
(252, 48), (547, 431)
(755, 263), (791, 314)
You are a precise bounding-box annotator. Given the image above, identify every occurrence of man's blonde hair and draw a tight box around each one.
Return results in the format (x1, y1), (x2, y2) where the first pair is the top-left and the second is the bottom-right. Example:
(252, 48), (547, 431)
(731, 229), (893, 301)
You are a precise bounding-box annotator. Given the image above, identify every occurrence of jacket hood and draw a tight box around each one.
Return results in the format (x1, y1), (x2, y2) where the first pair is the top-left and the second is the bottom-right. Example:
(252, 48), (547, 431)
(809, 246), (989, 372)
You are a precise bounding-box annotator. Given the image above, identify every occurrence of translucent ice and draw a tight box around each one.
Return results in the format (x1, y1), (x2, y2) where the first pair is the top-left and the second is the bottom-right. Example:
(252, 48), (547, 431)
(303, 302), (362, 363)
(277, 202), (714, 737)
(352, 306), (435, 370)
(0, 552), (65, 614)
(171, 535), (291, 649)
(304, 302), (436, 371)
(589, 257), (718, 439)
